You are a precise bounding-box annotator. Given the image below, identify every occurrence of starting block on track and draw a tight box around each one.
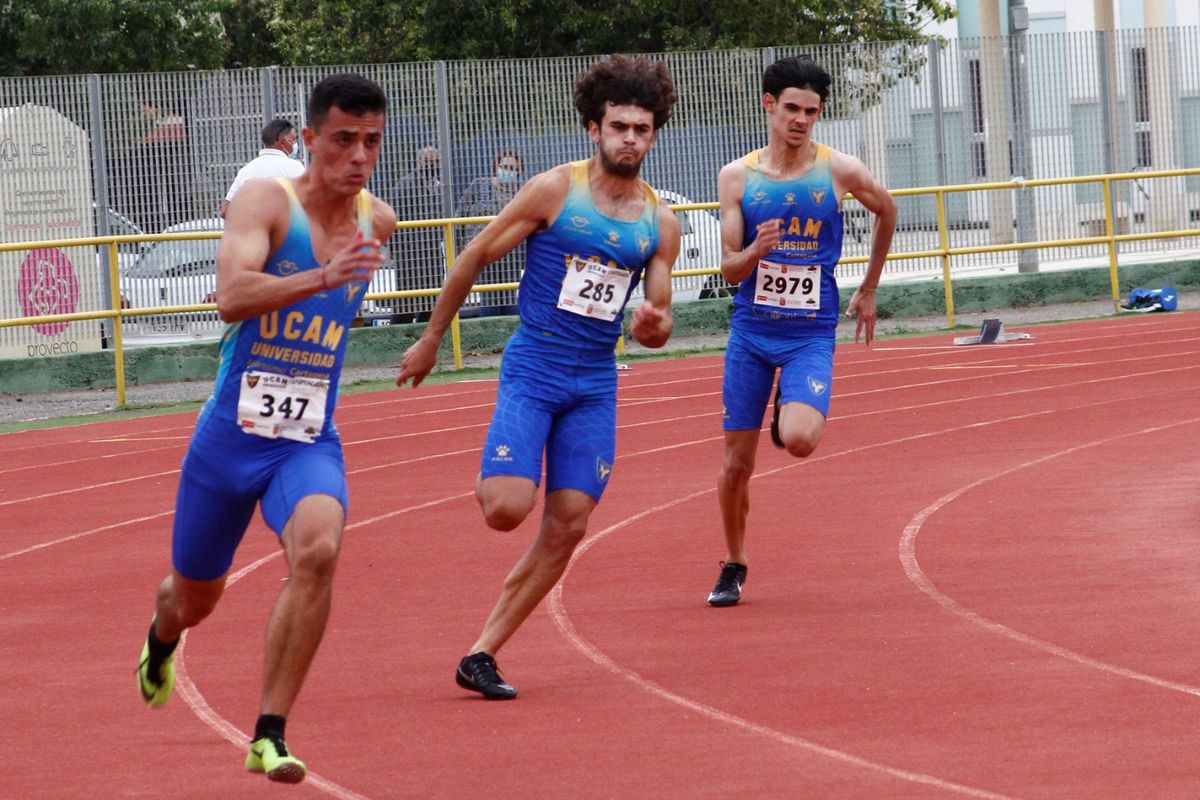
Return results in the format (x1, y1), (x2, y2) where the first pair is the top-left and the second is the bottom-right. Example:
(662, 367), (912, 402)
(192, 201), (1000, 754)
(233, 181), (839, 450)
(953, 318), (1033, 346)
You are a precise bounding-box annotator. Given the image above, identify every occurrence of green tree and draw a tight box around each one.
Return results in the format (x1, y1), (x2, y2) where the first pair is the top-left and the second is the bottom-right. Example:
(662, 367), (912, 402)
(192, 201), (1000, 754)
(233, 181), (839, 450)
(0, 0), (228, 77)
(220, 0), (283, 69)
(269, 0), (955, 65)
(0, 0), (955, 76)
(565, 0), (957, 54)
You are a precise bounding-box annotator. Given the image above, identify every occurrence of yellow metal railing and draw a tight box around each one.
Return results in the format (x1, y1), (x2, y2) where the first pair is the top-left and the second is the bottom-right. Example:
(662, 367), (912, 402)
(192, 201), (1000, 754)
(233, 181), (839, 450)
(3, 168), (1199, 406)
(882, 168), (1200, 326)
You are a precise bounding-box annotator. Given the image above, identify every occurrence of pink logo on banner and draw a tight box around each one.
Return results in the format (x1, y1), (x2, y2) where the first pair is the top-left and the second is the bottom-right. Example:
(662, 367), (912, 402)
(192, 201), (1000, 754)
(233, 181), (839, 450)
(18, 248), (79, 335)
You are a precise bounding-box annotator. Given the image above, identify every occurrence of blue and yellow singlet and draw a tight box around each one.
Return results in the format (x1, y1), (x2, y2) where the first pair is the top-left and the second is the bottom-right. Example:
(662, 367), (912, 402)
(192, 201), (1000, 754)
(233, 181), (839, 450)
(518, 160), (661, 353)
(199, 178), (373, 440)
(732, 144), (845, 338)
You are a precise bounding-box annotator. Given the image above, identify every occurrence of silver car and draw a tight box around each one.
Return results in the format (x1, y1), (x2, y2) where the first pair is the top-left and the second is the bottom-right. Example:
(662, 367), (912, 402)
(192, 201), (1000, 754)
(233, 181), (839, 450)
(120, 217), (399, 341)
(632, 189), (732, 302)
(120, 217), (223, 341)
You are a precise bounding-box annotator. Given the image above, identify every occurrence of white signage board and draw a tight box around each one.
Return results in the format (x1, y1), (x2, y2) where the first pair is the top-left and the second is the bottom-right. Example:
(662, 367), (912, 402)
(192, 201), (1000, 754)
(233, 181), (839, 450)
(0, 105), (103, 359)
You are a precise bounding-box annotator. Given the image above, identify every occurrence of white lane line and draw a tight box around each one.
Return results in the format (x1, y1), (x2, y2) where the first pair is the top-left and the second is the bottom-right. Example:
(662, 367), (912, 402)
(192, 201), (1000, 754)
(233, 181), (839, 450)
(0, 510), (174, 561)
(900, 416), (1200, 697)
(547, 390), (1196, 795)
(549, 492), (1015, 799)
(0, 468), (180, 508)
(171, 490), (474, 800)
(2, 332), (1188, 481)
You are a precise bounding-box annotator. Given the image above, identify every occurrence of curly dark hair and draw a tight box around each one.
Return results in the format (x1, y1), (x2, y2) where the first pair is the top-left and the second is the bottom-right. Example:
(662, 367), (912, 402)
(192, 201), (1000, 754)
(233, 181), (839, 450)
(573, 55), (677, 131)
(762, 56), (832, 105)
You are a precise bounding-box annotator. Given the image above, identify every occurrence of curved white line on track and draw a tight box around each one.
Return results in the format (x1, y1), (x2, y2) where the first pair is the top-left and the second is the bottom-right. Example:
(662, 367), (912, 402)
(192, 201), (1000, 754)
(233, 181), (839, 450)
(548, 489), (1015, 799)
(174, 554), (372, 800)
(547, 438), (1070, 797)
(900, 416), (1200, 697)
(171, 490), (474, 800)
(548, 387), (1199, 796)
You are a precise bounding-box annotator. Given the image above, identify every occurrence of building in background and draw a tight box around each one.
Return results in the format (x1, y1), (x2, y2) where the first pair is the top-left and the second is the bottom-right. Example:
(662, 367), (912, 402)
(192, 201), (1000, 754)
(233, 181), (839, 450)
(897, 0), (1200, 271)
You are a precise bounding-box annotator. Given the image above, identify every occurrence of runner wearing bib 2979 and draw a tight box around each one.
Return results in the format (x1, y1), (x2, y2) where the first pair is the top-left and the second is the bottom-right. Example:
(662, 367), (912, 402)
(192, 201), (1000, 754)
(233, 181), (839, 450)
(722, 143), (844, 432)
(707, 56), (897, 609)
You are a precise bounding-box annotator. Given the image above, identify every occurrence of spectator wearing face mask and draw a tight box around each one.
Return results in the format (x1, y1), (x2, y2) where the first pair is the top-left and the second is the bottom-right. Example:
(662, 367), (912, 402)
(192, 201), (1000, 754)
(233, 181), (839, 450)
(454, 148), (525, 314)
(220, 119), (305, 219)
(389, 146), (447, 321)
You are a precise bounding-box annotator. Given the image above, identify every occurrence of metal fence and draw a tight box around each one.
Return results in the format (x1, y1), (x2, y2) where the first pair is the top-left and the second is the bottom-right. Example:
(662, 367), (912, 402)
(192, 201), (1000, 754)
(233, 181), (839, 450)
(1, 29), (1199, 355)
(6, 166), (1199, 406)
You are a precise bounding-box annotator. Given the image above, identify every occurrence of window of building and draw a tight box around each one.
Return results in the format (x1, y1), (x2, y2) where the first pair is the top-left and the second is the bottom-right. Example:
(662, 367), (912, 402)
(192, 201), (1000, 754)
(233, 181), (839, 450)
(968, 58), (987, 177)
(1131, 46), (1152, 167)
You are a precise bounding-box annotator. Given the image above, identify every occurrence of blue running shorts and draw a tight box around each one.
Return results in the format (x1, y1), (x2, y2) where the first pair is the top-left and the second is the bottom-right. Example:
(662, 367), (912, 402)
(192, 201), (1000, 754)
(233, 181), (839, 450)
(171, 414), (348, 581)
(481, 328), (617, 502)
(722, 327), (835, 431)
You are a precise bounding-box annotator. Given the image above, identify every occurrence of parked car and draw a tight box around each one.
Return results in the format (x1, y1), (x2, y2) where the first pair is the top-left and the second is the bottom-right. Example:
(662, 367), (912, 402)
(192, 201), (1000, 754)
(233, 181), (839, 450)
(119, 217), (401, 340)
(93, 205), (147, 296)
(622, 189), (733, 304)
(120, 217), (223, 340)
(357, 247), (407, 319)
(96, 206), (148, 257)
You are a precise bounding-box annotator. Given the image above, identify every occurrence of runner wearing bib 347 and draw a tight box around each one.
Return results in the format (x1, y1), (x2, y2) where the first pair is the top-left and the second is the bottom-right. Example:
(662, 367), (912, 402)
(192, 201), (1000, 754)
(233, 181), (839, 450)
(136, 74), (397, 784)
(706, 56), (897, 608)
(398, 56), (680, 701)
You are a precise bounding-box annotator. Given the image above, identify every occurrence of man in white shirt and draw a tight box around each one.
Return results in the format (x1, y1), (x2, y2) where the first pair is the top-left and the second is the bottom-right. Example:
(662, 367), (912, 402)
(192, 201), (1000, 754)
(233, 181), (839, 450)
(219, 119), (306, 218)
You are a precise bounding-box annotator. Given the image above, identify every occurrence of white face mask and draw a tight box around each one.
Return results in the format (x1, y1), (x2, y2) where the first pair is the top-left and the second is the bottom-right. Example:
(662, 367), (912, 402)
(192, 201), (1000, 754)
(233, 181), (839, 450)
(290, 141), (301, 159)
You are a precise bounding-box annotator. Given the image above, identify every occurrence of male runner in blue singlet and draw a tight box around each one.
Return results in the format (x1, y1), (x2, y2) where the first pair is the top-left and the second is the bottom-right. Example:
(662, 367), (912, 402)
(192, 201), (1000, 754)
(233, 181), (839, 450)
(397, 56), (680, 699)
(136, 74), (396, 783)
(706, 57), (897, 607)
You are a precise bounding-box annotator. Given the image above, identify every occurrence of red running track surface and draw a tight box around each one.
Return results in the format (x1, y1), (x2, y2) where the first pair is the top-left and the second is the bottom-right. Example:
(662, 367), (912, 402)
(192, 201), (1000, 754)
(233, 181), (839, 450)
(1, 312), (1197, 799)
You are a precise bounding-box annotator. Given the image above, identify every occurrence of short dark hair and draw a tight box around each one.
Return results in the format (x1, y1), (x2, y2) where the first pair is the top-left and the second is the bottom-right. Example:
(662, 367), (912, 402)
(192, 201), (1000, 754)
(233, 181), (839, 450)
(307, 73), (387, 130)
(573, 55), (677, 131)
(260, 118), (293, 146)
(762, 56), (833, 105)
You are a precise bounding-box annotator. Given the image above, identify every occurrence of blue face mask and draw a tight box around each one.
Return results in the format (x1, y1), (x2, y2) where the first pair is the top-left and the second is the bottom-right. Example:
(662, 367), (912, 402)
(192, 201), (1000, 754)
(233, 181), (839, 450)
(496, 167), (518, 185)
(290, 141), (301, 159)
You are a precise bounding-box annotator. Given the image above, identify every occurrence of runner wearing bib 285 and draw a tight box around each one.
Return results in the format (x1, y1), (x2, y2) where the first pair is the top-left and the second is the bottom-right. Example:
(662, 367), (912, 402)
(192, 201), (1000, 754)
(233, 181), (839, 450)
(480, 159), (661, 501)
(707, 56), (897, 608)
(398, 56), (680, 701)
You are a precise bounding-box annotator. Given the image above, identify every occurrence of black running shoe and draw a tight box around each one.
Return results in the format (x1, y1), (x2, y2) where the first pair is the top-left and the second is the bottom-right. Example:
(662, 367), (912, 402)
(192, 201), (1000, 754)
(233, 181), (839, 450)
(456, 652), (518, 700)
(707, 561), (748, 607)
(769, 384), (784, 448)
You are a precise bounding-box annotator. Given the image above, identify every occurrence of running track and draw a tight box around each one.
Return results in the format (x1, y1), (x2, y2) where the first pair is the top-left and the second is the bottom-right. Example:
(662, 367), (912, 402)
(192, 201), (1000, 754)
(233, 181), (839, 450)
(2, 313), (1198, 799)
